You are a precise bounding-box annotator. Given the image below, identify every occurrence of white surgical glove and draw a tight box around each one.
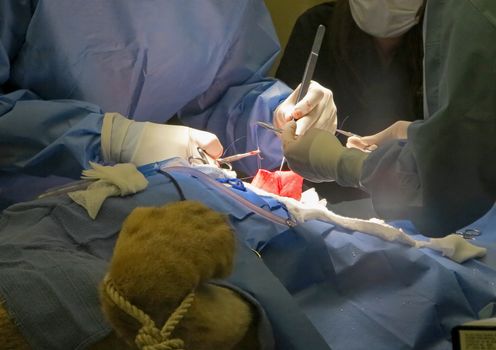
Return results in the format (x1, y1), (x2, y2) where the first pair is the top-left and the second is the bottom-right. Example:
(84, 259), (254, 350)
(346, 120), (412, 152)
(101, 113), (223, 166)
(273, 80), (337, 136)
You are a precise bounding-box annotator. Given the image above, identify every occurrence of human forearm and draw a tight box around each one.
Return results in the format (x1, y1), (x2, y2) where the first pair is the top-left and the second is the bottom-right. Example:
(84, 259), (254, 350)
(0, 90), (105, 178)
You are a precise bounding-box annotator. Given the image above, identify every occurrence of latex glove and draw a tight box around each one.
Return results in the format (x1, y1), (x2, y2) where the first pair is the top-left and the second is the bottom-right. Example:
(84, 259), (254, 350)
(101, 113), (223, 166)
(282, 121), (368, 186)
(273, 80), (337, 136)
(347, 120), (411, 152)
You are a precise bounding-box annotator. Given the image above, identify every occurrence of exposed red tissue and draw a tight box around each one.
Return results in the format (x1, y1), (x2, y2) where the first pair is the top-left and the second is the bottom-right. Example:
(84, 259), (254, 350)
(251, 169), (303, 200)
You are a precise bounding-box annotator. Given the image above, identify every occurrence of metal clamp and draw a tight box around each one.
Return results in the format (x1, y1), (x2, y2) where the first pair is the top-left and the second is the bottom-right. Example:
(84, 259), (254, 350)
(456, 228), (482, 240)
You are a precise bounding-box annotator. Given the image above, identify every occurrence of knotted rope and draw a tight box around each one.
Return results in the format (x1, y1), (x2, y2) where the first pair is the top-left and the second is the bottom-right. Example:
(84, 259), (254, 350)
(103, 274), (195, 350)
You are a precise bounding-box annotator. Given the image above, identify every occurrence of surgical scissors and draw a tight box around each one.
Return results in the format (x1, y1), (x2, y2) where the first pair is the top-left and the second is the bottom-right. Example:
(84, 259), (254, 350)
(188, 147), (212, 166)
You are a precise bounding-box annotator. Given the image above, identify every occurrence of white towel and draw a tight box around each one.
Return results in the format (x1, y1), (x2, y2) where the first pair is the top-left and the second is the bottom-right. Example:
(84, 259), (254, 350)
(416, 235), (486, 263)
(68, 162), (148, 219)
(244, 183), (486, 263)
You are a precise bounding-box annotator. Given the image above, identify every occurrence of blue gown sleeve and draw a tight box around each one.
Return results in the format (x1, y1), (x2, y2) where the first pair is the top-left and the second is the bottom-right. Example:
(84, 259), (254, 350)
(177, 0), (292, 175)
(0, 1), (105, 179)
(1, 0), (292, 180)
(360, 0), (496, 237)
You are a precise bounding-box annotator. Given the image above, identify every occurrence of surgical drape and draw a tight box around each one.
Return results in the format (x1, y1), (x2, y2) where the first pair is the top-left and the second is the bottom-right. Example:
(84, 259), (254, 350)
(0, 0), (291, 190)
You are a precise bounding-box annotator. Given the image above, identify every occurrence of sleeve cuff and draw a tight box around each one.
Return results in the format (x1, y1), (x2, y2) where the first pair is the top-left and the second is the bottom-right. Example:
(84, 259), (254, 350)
(337, 148), (368, 188)
(101, 113), (135, 163)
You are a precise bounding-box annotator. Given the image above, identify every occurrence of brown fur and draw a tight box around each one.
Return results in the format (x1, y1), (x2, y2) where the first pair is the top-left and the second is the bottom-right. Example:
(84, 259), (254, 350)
(0, 201), (258, 350)
(0, 301), (30, 350)
(101, 200), (259, 349)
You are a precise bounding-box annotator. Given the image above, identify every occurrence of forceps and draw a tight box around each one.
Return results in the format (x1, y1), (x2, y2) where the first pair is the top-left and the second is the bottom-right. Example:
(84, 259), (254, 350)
(189, 147), (260, 169)
(257, 121), (359, 138)
(217, 150), (261, 164)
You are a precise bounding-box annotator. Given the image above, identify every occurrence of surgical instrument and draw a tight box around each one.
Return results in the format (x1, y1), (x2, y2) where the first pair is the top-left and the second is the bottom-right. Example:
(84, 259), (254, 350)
(189, 147), (213, 166)
(257, 121), (282, 134)
(296, 24), (326, 102)
(217, 149), (261, 164)
(257, 120), (358, 138)
(280, 24), (326, 170)
(38, 180), (91, 199)
(456, 228), (482, 240)
(188, 147), (261, 170)
(190, 147), (260, 166)
(335, 128), (360, 138)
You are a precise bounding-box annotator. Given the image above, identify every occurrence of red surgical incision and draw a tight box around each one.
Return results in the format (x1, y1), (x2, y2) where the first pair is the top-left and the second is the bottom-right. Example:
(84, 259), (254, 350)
(251, 169), (304, 200)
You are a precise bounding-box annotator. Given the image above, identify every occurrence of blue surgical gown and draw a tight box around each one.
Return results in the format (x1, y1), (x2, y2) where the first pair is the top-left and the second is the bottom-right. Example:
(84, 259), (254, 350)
(360, 0), (496, 237)
(0, 0), (291, 206)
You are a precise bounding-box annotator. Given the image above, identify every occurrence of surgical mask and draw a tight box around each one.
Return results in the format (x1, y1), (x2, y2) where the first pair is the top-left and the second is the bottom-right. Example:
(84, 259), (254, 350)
(349, 0), (423, 38)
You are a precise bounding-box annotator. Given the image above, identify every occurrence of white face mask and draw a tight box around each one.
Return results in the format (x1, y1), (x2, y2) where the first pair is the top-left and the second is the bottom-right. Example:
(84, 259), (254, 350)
(349, 0), (423, 38)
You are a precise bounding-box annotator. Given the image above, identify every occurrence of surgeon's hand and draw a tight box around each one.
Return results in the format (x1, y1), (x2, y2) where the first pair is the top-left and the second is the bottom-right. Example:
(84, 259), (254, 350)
(281, 120), (368, 186)
(102, 113), (223, 166)
(347, 120), (411, 152)
(274, 81), (337, 136)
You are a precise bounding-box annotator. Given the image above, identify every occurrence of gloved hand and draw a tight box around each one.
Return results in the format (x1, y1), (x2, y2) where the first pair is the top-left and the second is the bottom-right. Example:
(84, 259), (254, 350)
(101, 113), (223, 166)
(273, 80), (337, 136)
(281, 121), (368, 186)
(347, 120), (411, 152)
